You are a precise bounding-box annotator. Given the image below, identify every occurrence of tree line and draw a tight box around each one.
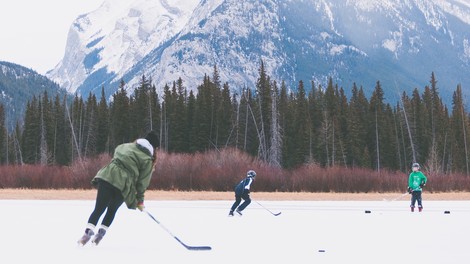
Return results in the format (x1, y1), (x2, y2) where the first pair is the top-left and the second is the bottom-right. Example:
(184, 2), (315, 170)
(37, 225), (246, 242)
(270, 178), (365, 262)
(0, 63), (469, 174)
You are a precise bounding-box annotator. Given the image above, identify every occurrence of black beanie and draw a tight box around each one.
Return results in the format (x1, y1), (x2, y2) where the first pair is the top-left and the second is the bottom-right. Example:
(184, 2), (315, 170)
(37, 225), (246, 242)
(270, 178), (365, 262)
(145, 131), (158, 149)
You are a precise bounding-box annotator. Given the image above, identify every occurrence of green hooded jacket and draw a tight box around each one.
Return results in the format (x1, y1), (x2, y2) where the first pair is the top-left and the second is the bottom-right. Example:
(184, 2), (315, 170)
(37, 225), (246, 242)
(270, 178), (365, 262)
(408, 171), (427, 192)
(92, 142), (154, 209)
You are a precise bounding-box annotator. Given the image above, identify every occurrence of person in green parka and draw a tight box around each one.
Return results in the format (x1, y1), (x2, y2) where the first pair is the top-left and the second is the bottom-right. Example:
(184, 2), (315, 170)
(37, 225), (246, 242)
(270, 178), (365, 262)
(408, 163), (428, 212)
(78, 131), (158, 246)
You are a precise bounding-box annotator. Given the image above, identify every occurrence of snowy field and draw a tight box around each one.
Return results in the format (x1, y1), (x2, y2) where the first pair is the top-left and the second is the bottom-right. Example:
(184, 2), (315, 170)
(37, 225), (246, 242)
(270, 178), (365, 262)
(2, 199), (469, 264)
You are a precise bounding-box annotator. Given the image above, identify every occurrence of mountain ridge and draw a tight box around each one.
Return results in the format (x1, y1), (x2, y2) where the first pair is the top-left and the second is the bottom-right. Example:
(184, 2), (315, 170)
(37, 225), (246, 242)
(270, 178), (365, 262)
(0, 61), (66, 130)
(47, 0), (470, 104)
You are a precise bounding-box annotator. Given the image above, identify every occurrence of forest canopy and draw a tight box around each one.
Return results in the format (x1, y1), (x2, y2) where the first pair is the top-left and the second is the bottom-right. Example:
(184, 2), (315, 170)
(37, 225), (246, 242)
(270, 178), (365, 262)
(0, 65), (468, 175)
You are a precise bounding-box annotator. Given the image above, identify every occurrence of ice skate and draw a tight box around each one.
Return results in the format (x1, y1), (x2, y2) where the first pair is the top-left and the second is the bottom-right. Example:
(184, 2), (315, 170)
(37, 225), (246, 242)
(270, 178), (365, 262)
(92, 228), (106, 245)
(228, 210), (234, 217)
(78, 228), (94, 246)
(418, 206), (423, 212)
(410, 206), (415, 212)
(236, 209), (243, 216)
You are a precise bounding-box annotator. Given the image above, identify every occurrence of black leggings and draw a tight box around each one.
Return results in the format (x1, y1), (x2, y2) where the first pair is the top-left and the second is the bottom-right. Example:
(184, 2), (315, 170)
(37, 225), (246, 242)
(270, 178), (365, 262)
(87, 180), (124, 228)
(230, 192), (251, 212)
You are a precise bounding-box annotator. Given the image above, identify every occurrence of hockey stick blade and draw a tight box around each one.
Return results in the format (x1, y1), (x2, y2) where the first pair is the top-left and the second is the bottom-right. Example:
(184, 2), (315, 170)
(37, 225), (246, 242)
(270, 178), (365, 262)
(176, 238), (212, 251)
(255, 201), (282, 216)
(145, 211), (212, 251)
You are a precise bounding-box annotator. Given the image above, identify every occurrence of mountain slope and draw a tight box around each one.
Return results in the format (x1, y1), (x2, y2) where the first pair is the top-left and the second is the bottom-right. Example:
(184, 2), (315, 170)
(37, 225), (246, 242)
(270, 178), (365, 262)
(48, 0), (470, 103)
(0, 61), (65, 130)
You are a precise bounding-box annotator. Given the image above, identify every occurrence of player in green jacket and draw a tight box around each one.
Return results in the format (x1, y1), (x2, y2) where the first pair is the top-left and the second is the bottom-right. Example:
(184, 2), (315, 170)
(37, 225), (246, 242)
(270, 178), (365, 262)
(78, 131), (158, 246)
(408, 163), (428, 212)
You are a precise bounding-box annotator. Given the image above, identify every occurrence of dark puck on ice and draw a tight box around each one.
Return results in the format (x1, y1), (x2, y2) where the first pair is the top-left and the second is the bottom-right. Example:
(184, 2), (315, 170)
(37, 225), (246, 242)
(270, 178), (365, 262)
(318, 250), (326, 253)
(444, 211), (450, 214)
(365, 210), (371, 213)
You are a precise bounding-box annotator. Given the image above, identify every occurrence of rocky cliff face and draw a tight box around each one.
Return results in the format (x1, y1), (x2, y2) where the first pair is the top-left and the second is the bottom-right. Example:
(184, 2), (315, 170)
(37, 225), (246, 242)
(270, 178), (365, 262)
(48, 0), (470, 103)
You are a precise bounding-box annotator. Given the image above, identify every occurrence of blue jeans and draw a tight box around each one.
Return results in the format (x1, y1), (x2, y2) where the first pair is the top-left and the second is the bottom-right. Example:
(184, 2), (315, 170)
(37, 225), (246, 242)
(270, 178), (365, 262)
(410, 190), (423, 208)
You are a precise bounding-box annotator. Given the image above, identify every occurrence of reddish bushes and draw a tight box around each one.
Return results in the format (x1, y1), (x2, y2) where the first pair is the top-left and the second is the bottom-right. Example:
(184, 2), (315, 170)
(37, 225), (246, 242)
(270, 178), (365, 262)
(0, 148), (469, 192)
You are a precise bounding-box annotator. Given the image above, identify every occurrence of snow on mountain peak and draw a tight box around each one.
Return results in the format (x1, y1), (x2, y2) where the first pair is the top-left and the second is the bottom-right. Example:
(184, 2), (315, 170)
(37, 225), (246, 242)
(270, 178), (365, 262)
(48, 0), (470, 105)
(48, 0), (200, 95)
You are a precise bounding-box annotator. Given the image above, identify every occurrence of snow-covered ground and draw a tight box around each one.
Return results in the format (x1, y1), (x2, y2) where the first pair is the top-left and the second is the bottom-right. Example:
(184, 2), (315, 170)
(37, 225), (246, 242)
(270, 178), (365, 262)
(2, 199), (469, 264)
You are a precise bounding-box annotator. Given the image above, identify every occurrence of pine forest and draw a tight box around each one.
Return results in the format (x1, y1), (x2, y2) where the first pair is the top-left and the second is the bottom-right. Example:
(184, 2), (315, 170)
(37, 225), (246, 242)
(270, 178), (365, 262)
(1, 64), (470, 192)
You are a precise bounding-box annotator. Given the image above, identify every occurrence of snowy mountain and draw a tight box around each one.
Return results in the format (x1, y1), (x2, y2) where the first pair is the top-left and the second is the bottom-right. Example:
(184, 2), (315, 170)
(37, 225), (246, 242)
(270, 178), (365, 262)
(47, 0), (470, 103)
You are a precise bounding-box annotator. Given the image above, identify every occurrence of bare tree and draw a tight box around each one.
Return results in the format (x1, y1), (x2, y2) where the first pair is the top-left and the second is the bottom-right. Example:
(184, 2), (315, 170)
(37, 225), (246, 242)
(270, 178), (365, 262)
(459, 91), (469, 175)
(65, 103), (82, 163)
(395, 81), (417, 163)
(39, 101), (48, 165)
(322, 111), (331, 166)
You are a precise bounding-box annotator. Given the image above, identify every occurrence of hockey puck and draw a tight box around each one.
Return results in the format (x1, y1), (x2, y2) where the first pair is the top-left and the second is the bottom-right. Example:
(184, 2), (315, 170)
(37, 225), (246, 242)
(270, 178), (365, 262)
(444, 211), (450, 214)
(365, 210), (371, 213)
(318, 250), (326, 253)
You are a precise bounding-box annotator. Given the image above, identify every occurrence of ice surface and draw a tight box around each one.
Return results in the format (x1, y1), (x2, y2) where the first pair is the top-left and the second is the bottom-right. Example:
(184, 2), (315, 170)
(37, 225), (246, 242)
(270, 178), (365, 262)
(1, 199), (469, 264)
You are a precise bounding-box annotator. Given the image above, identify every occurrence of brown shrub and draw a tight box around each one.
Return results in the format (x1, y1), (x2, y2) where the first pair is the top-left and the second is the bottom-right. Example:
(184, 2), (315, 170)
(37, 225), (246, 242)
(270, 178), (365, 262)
(1, 149), (469, 193)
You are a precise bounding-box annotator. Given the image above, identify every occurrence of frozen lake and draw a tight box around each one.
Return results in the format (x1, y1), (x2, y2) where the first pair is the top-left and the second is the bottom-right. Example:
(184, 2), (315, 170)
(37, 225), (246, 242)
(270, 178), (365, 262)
(2, 199), (468, 264)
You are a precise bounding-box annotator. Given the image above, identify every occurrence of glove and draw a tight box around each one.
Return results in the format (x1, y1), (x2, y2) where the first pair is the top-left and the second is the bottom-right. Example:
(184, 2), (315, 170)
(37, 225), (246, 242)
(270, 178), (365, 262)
(137, 201), (145, 212)
(420, 183), (426, 188)
(407, 187), (413, 194)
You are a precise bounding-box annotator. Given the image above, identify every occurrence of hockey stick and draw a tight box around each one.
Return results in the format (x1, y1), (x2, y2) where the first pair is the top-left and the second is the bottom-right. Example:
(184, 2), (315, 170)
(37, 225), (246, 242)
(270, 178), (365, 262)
(255, 201), (282, 216)
(383, 192), (409, 202)
(144, 210), (212, 251)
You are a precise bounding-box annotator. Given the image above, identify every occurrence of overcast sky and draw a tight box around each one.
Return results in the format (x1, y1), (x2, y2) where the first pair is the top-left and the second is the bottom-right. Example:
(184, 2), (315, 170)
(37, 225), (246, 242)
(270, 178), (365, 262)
(0, 0), (103, 75)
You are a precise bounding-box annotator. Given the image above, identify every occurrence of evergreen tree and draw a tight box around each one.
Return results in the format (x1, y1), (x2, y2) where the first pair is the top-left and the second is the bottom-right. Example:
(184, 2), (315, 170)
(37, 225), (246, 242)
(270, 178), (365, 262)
(22, 97), (40, 163)
(96, 87), (109, 154)
(11, 122), (24, 165)
(425, 72), (449, 173)
(110, 80), (131, 149)
(187, 90), (196, 152)
(410, 88), (426, 164)
(193, 76), (214, 152)
(450, 84), (469, 174)
(369, 81), (391, 171)
(307, 81), (323, 165)
(399, 91), (417, 167)
(269, 80), (282, 167)
(71, 95), (86, 161)
(171, 78), (188, 152)
(279, 81), (291, 167)
(83, 93), (98, 157)
(149, 84), (161, 137)
(321, 78), (337, 167)
(216, 82), (233, 148)
(347, 83), (370, 167)
(131, 75), (153, 140)
(230, 92), (240, 148)
(292, 80), (309, 166)
(52, 94), (71, 165)
(0, 104), (5, 164)
(255, 60), (272, 160)
(337, 86), (349, 166)
(236, 87), (258, 156)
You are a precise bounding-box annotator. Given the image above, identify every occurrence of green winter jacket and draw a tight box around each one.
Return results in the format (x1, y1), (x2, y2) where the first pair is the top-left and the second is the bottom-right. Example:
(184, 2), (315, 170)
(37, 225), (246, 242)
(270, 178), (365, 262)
(92, 142), (155, 209)
(408, 171), (427, 192)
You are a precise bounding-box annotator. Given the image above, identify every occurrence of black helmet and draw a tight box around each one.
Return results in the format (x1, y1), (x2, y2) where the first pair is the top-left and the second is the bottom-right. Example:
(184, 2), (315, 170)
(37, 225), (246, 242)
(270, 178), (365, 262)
(247, 170), (256, 178)
(412, 163), (420, 169)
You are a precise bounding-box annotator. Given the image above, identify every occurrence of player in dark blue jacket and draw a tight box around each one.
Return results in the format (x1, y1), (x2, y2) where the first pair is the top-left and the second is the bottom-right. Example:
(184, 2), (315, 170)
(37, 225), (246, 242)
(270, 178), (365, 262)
(229, 170), (256, 216)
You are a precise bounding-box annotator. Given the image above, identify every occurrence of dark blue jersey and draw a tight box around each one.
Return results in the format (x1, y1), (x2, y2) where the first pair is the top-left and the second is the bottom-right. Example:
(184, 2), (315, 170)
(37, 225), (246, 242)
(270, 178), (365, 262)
(234, 177), (253, 196)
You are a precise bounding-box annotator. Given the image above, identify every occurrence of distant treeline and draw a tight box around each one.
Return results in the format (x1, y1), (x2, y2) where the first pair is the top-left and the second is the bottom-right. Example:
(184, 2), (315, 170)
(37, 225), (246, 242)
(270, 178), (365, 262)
(0, 63), (469, 175)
